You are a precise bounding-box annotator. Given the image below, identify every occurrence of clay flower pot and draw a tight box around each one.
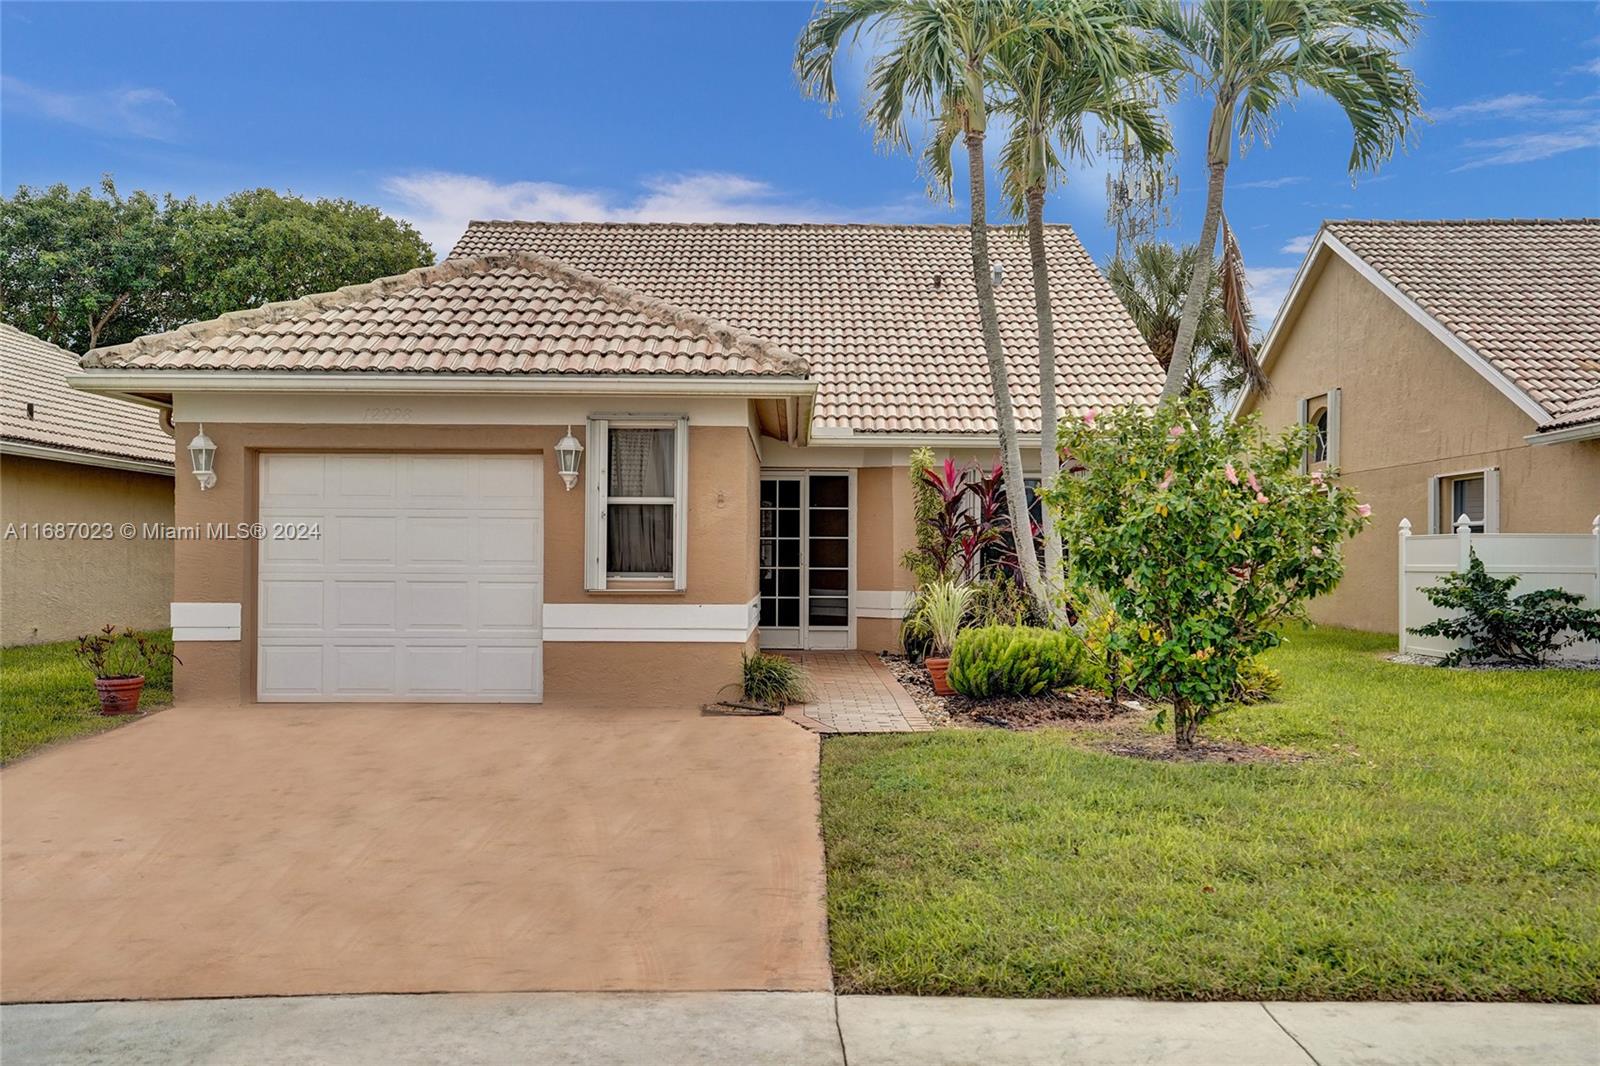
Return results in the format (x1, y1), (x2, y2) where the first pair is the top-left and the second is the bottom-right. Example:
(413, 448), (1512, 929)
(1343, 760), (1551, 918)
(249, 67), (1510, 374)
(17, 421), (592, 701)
(924, 656), (954, 696)
(94, 676), (146, 716)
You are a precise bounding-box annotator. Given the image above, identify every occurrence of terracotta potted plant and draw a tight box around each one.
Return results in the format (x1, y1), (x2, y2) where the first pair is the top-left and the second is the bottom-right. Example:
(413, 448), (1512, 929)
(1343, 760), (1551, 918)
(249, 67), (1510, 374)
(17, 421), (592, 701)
(918, 578), (973, 696)
(74, 626), (175, 716)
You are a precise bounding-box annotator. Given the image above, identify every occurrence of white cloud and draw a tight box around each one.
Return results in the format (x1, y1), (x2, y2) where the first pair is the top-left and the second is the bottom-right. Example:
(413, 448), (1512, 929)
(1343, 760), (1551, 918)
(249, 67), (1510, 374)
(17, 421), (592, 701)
(0, 75), (178, 140)
(1454, 123), (1600, 170)
(1245, 265), (1299, 327)
(1235, 175), (1307, 190)
(1280, 234), (1316, 255)
(1431, 93), (1549, 121)
(384, 170), (938, 256)
(1573, 56), (1600, 77)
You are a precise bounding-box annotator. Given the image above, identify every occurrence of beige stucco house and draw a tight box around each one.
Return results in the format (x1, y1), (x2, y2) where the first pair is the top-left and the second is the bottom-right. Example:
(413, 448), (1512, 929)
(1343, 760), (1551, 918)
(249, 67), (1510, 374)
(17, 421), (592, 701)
(69, 222), (1159, 706)
(1235, 218), (1600, 634)
(2, 324), (176, 645)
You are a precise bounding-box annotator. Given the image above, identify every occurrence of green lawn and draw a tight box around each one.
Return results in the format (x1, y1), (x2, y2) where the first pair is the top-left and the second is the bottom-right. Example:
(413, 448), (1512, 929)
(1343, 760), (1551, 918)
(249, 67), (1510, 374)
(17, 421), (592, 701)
(1, 634), (173, 763)
(821, 627), (1600, 1001)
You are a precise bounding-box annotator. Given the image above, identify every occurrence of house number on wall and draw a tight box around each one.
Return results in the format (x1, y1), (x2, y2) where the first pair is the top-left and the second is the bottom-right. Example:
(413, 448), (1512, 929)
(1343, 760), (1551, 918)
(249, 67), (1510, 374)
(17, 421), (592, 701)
(361, 407), (415, 423)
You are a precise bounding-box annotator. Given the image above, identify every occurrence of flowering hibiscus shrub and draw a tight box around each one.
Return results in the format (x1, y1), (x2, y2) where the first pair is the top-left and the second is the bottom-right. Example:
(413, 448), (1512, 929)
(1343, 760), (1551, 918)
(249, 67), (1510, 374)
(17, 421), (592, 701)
(1043, 401), (1371, 747)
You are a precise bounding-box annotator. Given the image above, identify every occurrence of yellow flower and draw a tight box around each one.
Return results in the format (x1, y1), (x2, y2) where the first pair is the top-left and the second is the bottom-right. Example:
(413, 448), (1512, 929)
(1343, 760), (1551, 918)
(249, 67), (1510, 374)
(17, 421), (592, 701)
(1232, 524), (1242, 539)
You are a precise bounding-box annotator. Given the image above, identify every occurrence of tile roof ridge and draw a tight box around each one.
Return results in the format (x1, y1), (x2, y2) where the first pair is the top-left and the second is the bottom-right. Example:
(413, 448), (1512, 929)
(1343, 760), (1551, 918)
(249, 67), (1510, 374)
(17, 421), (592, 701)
(460, 218), (1082, 231)
(82, 252), (810, 377)
(1326, 217), (1600, 228)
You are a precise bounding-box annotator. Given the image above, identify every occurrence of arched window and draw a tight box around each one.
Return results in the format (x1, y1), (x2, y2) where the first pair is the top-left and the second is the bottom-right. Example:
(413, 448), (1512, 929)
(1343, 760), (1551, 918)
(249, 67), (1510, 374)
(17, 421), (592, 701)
(1311, 407), (1329, 464)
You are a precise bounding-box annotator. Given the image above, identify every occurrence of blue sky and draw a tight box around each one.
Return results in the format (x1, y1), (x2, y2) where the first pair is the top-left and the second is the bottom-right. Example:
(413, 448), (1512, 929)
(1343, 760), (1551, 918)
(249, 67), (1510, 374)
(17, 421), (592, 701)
(3, 1), (1597, 322)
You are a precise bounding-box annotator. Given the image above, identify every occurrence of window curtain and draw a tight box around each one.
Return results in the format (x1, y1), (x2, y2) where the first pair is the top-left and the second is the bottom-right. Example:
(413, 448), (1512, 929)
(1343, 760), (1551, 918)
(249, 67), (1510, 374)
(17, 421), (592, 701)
(607, 428), (673, 574)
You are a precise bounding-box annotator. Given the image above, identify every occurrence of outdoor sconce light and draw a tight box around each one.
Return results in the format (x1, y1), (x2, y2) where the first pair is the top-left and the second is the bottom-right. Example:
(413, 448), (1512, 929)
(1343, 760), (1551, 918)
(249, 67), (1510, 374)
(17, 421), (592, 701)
(555, 425), (583, 491)
(188, 424), (217, 491)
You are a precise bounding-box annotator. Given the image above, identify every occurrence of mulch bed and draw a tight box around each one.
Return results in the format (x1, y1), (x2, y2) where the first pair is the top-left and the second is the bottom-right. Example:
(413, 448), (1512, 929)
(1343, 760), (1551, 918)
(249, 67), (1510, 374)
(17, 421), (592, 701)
(879, 652), (1306, 765)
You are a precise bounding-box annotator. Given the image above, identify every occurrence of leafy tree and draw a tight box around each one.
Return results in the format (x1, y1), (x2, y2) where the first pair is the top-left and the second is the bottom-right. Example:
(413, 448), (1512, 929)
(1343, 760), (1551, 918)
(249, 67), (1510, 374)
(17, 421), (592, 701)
(984, 1), (1174, 617)
(1045, 400), (1370, 747)
(1155, 0), (1423, 399)
(1409, 552), (1600, 667)
(1108, 239), (1251, 407)
(797, 0), (1057, 615)
(1, 178), (433, 352)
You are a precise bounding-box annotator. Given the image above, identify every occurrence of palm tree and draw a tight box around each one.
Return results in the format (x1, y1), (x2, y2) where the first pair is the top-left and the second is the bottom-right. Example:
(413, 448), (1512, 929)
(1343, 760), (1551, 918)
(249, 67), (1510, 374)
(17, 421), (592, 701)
(1108, 238), (1252, 405)
(1156, 0), (1422, 400)
(987, 8), (1173, 609)
(796, 0), (1054, 611)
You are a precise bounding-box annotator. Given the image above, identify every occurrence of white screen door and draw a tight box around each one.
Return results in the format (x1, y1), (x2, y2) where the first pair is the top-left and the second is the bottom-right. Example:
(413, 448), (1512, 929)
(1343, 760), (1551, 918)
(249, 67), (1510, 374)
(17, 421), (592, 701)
(758, 472), (851, 650)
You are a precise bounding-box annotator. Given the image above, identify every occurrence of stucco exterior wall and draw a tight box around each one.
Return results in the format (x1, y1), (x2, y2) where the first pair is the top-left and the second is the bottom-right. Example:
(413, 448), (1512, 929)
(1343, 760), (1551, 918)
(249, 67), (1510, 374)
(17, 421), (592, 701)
(1241, 254), (1600, 633)
(1, 455), (175, 645)
(855, 463), (916, 652)
(168, 419), (758, 705)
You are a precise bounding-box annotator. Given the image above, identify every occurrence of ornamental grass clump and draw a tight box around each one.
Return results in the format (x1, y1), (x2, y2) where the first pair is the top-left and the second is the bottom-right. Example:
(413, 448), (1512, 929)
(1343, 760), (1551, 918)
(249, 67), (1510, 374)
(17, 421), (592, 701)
(1045, 400), (1370, 748)
(947, 625), (1093, 699)
(740, 652), (812, 708)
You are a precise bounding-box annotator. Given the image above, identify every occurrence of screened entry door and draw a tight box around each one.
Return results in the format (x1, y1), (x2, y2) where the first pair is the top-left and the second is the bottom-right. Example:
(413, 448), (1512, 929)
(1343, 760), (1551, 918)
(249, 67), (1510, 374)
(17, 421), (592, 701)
(758, 473), (851, 650)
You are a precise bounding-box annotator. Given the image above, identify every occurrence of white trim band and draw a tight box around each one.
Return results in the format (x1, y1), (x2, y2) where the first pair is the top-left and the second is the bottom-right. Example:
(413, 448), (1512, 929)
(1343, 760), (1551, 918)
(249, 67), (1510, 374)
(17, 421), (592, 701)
(172, 602), (242, 642)
(856, 589), (913, 619)
(543, 599), (759, 643)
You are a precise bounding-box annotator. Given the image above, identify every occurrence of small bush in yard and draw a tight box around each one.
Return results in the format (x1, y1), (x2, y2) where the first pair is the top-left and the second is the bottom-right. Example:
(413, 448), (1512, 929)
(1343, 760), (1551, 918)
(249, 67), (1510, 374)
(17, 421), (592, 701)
(740, 652), (811, 707)
(1410, 551), (1600, 666)
(1045, 400), (1370, 747)
(1231, 656), (1283, 704)
(948, 625), (1092, 698)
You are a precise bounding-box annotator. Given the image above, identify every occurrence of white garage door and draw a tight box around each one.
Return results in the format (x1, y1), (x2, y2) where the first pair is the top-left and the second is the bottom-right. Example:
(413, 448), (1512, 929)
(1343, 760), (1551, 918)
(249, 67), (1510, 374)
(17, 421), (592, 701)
(257, 454), (542, 702)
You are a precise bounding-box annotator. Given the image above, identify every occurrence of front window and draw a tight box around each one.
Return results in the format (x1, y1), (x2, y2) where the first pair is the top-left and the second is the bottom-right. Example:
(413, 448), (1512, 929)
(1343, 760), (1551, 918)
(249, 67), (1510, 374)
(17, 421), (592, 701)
(1311, 407), (1329, 464)
(1447, 475), (1486, 534)
(585, 416), (687, 589)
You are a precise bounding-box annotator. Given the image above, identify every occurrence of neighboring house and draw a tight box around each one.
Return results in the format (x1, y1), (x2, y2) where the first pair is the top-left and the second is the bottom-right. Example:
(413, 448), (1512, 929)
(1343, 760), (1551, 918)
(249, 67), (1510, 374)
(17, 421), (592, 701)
(1, 323), (176, 645)
(1235, 218), (1600, 634)
(70, 222), (1159, 705)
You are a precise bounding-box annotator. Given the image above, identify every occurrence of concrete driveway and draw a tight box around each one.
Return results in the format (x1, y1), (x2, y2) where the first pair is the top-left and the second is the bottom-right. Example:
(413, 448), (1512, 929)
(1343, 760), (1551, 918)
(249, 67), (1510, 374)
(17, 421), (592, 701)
(1, 700), (830, 1002)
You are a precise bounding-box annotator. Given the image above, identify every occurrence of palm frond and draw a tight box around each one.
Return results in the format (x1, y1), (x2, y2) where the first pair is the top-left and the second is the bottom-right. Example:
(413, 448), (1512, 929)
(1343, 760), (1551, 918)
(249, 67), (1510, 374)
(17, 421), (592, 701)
(1218, 215), (1267, 395)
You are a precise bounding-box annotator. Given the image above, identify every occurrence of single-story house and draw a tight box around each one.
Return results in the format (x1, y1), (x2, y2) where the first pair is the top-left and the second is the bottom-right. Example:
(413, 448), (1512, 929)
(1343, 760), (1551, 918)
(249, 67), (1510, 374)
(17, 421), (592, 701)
(2, 324), (176, 645)
(1234, 218), (1600, 634)
(70, 221), (1159, 706)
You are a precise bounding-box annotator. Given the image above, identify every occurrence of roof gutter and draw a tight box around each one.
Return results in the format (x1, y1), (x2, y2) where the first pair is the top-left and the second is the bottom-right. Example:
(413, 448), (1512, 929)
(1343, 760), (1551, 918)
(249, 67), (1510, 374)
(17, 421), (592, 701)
(1526, 421), (1600, 446)
(1, 439), (175, 477)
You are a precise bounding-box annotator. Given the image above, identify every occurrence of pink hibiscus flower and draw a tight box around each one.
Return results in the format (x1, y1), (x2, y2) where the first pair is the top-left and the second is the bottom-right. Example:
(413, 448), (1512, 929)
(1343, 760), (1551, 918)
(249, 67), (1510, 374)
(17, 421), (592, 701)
(1224, 462), (1239, 485)
(1168, 425), (1185, 438)
(1356, 503), (1373, 518)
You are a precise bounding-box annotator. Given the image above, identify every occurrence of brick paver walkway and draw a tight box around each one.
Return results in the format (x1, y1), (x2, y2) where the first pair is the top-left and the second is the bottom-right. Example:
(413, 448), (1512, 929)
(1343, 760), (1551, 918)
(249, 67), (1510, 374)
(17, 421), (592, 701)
(780, 651), (934, 734)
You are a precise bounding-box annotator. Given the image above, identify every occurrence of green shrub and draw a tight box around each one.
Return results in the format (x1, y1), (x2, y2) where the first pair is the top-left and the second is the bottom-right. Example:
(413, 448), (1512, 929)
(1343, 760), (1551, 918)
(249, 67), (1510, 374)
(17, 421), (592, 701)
(1410, 551), (1600, 666)
(1230, 656), (1283, 704)
(947, 625), (1091, 698)
(740, 652), (811, 707)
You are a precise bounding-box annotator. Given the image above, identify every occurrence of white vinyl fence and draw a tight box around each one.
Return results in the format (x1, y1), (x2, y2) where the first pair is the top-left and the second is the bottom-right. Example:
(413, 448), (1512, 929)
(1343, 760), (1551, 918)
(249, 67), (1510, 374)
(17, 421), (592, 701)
(1398, 515), (1600, 661)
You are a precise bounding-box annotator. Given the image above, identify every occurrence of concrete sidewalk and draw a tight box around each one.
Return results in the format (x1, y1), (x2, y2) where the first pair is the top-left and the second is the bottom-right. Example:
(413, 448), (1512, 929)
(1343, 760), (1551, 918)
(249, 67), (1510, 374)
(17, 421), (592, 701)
(4, 993), (1596, 1065)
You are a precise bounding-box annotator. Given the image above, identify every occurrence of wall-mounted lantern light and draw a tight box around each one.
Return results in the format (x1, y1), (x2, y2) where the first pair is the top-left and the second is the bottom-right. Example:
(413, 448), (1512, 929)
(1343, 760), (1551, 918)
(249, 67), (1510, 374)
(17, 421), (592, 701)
(188, 424), (217, 491)
(555, 425), (583, 491)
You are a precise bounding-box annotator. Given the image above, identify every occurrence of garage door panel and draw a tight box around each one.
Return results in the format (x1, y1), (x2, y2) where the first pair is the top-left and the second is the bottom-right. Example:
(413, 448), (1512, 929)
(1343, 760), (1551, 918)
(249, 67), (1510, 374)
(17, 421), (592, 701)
(331, 645), (399, 695)
(259, 518), (326, 567)
(403, 645), (472, 695)
(331, 581), (398, 631)
(334, 516), (399, 566)
(260, 455), (326, 507)
(404, 517), (475, 567)
(479, 582), (541, 630)
(259, 645), (326, 697)
(407, 581), (472, 631)
(479, 517), (540, 567)
(477, 645), (542, 695)
(258, 454), (542, 702)
(260, 579), (325, 631)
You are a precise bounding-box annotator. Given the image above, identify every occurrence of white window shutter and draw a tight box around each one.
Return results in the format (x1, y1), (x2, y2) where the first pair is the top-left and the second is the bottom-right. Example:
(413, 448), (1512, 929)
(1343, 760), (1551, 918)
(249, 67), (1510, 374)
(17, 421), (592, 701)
(673, 415), (689, 591)
(584, 418), (608, 591)
(1428, 474), (1441, 534)
(1484, 467), (1501, 533)
(1327, 388), (1341, 467)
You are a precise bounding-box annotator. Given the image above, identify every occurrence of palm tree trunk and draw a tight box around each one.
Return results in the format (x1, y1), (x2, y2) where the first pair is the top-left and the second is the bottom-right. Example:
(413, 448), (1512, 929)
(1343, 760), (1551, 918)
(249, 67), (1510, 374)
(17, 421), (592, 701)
(964, 127), (1047, 610)
(1161, 157), (1228, 401)
(1024, 183), (1065, 622)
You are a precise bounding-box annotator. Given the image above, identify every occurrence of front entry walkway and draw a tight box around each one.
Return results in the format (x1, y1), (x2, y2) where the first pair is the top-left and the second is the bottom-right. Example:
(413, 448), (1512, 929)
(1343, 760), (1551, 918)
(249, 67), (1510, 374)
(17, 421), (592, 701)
(782, 652), (933, 734)
(1, 700), (830, 1002)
